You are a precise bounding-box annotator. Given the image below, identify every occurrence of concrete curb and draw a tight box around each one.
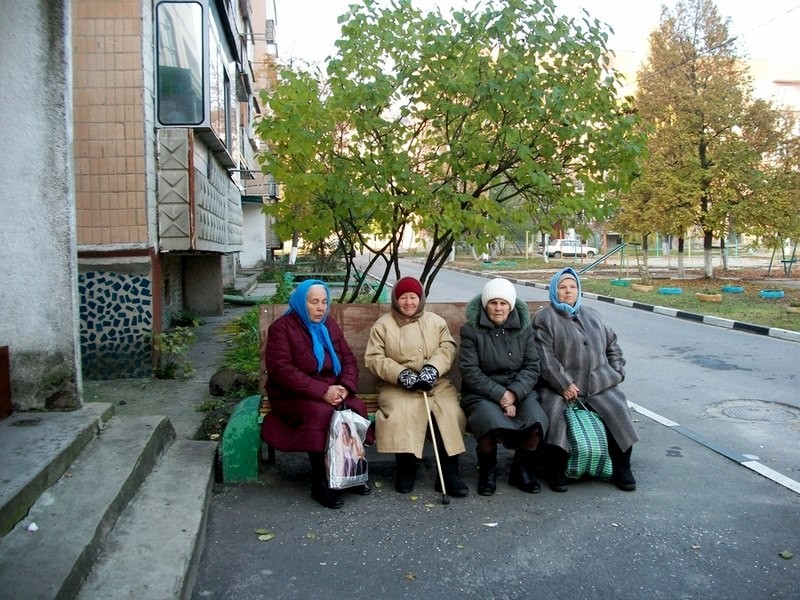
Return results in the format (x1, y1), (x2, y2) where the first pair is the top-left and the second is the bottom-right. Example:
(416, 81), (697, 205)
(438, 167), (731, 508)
(445, 265), (800, 343)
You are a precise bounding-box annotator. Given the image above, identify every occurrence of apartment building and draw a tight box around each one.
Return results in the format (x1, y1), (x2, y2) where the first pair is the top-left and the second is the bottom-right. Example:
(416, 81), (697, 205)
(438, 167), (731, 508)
(72, 0), (277, 380)
(0, 1), (80, 411)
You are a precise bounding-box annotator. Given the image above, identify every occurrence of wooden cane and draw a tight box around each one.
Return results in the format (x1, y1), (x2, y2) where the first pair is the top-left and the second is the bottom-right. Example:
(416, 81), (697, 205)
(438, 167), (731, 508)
(423, 390), (450, 505)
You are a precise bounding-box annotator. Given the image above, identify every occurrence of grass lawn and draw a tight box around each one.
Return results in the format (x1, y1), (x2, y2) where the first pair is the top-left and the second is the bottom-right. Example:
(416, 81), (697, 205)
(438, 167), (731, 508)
(578, 277), (800, 332)
(450, 257), (800, 333)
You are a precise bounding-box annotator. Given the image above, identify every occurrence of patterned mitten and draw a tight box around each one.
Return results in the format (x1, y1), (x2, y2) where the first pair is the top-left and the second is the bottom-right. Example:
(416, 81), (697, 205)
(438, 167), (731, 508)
(412, 364), (439, 391)
(397, 369), (419, 390)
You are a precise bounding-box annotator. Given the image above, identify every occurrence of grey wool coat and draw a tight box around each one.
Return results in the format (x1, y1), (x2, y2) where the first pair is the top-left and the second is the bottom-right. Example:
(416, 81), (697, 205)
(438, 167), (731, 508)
(458, 296), (548, 442)
(532, 304), (639, 453)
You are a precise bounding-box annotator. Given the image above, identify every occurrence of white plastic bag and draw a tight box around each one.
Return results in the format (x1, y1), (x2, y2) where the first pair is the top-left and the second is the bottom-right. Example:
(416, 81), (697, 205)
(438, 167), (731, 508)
(326, 407), (370, 490)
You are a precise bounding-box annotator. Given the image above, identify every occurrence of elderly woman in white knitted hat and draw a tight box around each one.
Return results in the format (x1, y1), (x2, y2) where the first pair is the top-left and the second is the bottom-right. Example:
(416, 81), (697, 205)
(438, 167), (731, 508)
(533, 267), (639, 492)
(458, 278), (549, 495)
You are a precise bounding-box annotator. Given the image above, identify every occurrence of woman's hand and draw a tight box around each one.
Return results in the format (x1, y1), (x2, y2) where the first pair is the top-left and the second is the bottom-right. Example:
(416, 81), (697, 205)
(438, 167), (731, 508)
(500, 390), (517, 418)
(561, 383), (580, 403)
(323, 385), (347, 406)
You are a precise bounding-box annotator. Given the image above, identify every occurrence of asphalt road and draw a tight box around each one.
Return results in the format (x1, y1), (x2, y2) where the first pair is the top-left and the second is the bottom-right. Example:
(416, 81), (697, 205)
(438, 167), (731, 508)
(192, 259), (800, 600)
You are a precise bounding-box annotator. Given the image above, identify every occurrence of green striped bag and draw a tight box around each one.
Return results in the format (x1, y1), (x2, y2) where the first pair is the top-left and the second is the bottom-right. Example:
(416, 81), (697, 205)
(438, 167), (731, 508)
(564, 400), (613, 480)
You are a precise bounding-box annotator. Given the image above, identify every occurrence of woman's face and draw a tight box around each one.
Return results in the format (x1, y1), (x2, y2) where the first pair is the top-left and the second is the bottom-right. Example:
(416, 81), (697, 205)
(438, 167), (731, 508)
(485, 298), (511, 325)
(397, 292), (420, 317)
(305, 285), (328, 323)
(556, 277), (579, 306)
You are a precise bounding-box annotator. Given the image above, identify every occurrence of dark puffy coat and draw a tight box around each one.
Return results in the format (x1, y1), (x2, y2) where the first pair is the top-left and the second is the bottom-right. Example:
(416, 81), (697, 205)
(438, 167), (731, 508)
(261, 312), (370, 453)
(458, 296), (548, 442)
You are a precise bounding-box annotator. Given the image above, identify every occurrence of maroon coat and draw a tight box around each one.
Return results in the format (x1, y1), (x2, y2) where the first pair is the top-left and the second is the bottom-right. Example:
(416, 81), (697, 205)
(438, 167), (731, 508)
(261, 312), (371, 452)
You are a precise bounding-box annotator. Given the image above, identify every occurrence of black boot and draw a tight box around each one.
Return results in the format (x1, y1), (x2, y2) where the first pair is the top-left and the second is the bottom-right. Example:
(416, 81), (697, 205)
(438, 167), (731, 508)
(509, 449), (541, 493)
(608, 436), (636, 491)
(476, 448), (497, 496)
(395, 453), (417, 493)
(435, 454), (469, 497)
(308, 452), (343, 509)
(546, 445), (569, 492)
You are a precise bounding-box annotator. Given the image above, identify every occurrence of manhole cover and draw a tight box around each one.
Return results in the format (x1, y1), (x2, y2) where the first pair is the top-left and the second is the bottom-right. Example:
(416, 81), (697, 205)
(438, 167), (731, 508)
(721, 406), (797, 422)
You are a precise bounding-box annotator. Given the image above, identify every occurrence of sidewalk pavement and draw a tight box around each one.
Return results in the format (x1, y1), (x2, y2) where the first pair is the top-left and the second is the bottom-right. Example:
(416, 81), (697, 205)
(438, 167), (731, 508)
(4, 268), (797, 598)
(189, 269), (800, 600)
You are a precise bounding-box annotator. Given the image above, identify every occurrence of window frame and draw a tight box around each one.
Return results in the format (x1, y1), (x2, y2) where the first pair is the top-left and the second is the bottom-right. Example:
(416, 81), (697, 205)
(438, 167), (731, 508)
(155, 0), (210, 128)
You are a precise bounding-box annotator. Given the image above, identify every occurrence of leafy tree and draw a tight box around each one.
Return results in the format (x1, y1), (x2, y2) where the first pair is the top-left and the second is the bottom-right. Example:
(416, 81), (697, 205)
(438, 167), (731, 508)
(628, 0), (786, 277)
(256, 0), (642, 298)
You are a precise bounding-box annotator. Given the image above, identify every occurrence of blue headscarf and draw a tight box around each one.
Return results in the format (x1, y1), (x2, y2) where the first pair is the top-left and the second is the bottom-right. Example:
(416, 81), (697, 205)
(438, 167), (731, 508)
(548, 267), (582, 316)
(286, 279), (342, 375)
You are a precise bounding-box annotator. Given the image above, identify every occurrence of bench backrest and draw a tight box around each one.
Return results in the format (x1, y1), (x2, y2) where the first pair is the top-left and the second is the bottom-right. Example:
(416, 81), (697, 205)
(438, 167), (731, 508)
(259, 301), (548, 395)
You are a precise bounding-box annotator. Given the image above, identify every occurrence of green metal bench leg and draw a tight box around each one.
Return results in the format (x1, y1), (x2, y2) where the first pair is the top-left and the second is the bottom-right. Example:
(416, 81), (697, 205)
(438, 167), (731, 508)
(221, 395), (263, 483)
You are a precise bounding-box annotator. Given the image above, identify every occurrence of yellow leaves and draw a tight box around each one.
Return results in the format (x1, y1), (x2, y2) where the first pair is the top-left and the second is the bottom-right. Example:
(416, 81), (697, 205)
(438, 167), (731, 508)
(255, 528), (275, 542)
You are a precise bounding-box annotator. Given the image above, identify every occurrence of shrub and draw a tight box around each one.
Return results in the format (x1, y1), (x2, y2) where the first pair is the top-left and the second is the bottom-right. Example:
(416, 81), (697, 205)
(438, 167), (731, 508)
(151, 326), (196, 379)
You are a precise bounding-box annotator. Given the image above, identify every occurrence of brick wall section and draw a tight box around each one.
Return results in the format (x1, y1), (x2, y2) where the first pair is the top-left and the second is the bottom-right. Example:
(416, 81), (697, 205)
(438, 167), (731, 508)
(73, 0), (148, 246)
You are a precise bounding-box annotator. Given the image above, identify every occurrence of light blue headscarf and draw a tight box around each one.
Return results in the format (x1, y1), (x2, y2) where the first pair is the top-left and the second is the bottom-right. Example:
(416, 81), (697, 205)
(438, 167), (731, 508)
(286, 279), (342, 375)
(548, 267), (582, 316)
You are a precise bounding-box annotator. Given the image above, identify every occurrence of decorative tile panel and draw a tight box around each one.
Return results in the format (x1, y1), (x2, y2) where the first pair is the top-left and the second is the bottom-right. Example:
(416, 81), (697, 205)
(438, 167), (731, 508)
(79, 271), (153, 379)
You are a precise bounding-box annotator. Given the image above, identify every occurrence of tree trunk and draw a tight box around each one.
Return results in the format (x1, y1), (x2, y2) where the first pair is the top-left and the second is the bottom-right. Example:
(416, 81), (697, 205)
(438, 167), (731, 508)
(289, 230), (299, 265)
(677, 236), (685, 278)
(703, 230), (714, 278)
(720, 238), (729, 272)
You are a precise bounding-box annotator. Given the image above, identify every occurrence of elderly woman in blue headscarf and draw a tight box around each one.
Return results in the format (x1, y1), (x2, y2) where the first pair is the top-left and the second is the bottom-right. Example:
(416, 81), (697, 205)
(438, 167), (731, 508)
(532, 267), (639, 493)
(261, 280), (373, 509)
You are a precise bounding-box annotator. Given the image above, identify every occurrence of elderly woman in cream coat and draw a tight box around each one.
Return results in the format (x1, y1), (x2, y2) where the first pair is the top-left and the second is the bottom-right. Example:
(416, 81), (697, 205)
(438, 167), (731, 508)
(365, 276), (468, 497)
(533, 267), (639, 493)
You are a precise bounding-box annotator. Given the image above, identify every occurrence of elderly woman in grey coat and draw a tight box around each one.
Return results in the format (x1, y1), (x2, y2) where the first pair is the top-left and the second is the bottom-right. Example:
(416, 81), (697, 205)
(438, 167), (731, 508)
(459, 278), (549, 496)
(533, 267), (639, 492)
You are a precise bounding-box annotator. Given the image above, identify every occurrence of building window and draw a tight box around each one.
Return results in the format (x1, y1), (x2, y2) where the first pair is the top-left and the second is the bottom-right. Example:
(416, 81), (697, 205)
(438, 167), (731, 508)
(208, 3), (236, 156)
(156, 1), (207, 126)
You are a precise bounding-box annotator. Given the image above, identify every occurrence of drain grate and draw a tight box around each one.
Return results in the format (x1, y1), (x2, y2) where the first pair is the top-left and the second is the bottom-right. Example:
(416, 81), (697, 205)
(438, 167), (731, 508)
(721, 405), (798, 423)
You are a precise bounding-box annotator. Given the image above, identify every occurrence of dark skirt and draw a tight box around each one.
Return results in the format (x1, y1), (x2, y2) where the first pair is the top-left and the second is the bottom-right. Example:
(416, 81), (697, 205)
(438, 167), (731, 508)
(464, 392), (548, 445)
(261, 394), (372, 453)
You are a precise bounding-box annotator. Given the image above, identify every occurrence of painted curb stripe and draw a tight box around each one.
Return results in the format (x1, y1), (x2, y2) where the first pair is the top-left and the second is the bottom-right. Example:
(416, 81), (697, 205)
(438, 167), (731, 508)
(471, 275), (799, 343)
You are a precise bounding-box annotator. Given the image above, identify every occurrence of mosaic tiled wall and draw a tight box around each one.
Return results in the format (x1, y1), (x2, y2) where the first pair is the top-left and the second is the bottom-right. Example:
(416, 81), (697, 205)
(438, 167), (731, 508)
(79, 271), (153, 380)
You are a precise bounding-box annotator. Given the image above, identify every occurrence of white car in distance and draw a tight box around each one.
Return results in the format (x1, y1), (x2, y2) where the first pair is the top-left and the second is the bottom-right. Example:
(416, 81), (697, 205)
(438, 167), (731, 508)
(544, 239), (598, 258)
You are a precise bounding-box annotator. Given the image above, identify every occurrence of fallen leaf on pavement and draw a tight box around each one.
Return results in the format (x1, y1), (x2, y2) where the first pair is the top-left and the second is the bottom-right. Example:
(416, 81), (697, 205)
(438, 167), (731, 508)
(779, 550), (793, 560)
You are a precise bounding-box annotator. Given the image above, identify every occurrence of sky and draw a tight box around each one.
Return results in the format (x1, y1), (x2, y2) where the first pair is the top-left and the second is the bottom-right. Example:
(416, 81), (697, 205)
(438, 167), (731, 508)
(273, 0), (800, 67)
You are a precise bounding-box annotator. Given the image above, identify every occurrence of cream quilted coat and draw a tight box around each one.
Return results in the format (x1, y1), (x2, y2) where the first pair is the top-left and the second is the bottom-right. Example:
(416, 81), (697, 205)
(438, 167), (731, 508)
(365, 310), (467, 458)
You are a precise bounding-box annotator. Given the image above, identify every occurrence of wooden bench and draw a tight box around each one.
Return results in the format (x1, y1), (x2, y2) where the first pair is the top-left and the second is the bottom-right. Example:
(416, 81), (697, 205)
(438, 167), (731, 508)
(220, 301), (547, 482)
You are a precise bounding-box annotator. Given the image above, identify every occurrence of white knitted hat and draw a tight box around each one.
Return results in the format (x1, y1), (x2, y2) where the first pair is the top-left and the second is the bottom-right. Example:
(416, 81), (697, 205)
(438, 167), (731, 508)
(481, 278), (517, 309)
